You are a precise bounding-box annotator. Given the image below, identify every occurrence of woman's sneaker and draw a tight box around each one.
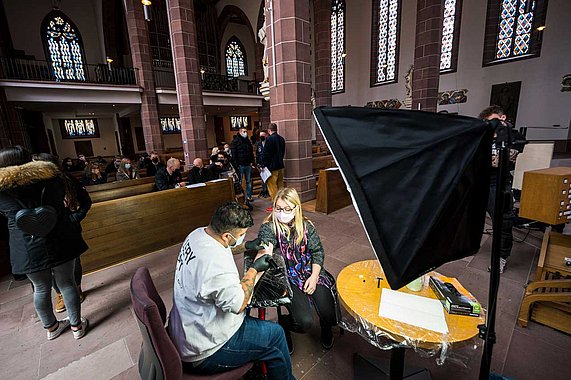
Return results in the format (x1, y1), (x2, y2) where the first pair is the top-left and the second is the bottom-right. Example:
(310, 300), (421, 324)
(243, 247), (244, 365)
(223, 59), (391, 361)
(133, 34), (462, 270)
(47, 319), (70, 340)
(72, 317), (89, 340)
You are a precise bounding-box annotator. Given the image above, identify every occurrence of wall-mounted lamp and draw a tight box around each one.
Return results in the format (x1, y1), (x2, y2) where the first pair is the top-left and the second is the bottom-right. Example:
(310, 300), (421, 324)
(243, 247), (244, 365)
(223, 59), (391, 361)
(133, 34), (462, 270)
(200, 68), (205, 80)
(536, 25), (546, 31)
(341, 52), (347, 58)
(106, 57), (113, 70)
(142, 0), (152, 21)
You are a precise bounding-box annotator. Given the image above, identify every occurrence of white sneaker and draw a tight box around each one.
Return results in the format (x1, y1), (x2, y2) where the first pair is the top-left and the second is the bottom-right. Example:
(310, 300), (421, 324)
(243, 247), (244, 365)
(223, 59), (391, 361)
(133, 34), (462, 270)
(47, 319), (70, 340)
(72, 317), (89, 340)
(499, 258), (507, 274)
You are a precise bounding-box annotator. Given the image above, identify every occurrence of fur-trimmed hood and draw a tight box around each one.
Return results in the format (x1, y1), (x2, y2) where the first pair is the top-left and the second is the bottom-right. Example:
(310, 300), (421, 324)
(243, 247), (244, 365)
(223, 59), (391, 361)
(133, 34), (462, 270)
(0, 161), (61, 191)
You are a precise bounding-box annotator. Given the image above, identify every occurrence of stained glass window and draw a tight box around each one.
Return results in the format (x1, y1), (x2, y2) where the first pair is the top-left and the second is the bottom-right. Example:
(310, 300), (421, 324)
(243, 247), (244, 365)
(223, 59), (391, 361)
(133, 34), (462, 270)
(496, 0), (535, 59)
(230, 116), (251, 131)
(160, 117), (181, 134)
(440, 0), (462, 72)
(60, 119), (99, 139)
(372, 0), (401, 85)
(331, 0), (345, 92)
(42, 10), (86, 81)
(225, 38), (247, 77)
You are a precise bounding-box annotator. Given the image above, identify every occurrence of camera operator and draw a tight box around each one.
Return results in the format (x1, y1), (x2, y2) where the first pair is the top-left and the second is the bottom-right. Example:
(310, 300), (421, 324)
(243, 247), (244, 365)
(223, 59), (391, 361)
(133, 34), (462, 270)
(479, 105), (527, 273)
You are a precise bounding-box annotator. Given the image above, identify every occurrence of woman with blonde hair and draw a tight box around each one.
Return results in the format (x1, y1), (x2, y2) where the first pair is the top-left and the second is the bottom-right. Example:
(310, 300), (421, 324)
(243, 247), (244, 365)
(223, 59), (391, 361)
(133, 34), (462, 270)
(255, 187), (339, 353)
(116, 158), (140, 181)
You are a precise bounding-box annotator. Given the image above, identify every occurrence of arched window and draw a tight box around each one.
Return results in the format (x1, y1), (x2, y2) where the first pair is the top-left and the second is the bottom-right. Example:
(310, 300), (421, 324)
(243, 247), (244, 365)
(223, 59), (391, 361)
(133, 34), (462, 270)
(483, 0), (548, 65)
(440, 0), (463, 73)
(41, 9), (86, 81)
(371, 0), (402, 86)
(225, 37), (247, 77)
(331, 0), (345, 93)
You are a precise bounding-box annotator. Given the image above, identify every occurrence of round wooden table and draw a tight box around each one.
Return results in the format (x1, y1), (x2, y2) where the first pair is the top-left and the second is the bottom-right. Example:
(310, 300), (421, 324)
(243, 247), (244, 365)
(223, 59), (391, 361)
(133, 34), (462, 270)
(337, 260), (485, 379)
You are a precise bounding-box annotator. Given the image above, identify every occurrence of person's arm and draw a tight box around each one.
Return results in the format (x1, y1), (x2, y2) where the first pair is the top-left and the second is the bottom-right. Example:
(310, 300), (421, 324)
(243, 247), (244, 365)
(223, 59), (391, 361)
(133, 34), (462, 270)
(134, 169), (140, 179)
(155, 170), (174, 190)
(303, 221), (324, 295)
(238, 267), (258, 313)
(257, 222), (278, 248)
(70, 179), (92, 223)
(261, 138), (274, 167)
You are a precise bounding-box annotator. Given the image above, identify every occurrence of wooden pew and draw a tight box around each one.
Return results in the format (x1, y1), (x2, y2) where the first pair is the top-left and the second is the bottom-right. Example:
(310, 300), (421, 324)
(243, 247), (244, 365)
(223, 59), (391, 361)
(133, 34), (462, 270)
(80, 178), (235, 273)
(86, 177), (156, 203)
(312, 155), (336, 176)
(315, 168), (352, 214)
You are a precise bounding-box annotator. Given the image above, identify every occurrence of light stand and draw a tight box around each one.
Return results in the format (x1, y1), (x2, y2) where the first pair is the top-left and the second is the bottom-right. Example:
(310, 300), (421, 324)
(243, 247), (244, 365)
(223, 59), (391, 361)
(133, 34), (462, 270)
(479, 132), (510, 379)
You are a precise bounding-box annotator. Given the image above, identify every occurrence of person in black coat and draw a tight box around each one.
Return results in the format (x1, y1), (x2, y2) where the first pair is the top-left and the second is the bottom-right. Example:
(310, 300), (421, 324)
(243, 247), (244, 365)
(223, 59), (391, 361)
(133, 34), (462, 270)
(0, 146), (89, 340)
(155, 158), (186, 190)
(231, 127), (255, 201)
(260, 123), (286, 200)
(146, 152), (165, 177)
(188, 158), (213, 184)
(255, 130), (269, 198)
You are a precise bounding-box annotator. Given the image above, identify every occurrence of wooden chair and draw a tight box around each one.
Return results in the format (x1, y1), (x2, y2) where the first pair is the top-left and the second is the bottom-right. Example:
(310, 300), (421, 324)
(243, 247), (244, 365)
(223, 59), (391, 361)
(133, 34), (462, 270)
(130, 267), (253, 380)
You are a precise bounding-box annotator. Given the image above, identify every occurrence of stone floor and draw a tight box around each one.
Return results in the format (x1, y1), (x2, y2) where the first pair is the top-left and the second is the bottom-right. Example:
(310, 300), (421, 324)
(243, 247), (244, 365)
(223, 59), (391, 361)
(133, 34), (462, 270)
(0, 198), (570, 380)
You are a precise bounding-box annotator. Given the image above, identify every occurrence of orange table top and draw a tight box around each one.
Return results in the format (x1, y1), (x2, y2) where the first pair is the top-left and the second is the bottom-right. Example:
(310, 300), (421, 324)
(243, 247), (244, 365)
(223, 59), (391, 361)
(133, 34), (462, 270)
(337, 260), (485, 348)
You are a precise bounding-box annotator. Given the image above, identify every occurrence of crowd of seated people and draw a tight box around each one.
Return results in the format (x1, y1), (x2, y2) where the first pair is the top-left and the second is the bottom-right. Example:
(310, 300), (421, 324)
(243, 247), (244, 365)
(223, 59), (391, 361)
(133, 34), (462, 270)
(82, 162), (107, 186)
(116, 158), (140, 181)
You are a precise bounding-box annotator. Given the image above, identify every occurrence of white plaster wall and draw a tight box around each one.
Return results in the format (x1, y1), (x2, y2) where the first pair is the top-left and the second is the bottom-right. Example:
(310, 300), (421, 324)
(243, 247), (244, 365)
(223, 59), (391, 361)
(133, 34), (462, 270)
(47, 115), (119, 159)
(4, 0), (106, 64)
(332, 0), (417, 107)
(332, 0), (571, 141)
(220, 23), (257, 80)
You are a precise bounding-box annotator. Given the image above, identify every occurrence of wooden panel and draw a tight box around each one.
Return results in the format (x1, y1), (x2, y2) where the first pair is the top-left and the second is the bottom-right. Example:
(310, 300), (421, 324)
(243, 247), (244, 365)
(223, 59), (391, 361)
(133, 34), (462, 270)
(315, 168), (351, 214)
(86, 176), (155, 192)
(532, 302), (571, 335)
(519, 167), (571, 225)
(80, 179), (234, 273)
(88, 182), (156, 203)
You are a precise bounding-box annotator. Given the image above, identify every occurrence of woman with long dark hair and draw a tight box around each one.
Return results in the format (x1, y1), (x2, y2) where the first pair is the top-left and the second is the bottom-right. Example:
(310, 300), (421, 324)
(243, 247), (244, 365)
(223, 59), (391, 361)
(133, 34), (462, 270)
(0, 146), (89, 340)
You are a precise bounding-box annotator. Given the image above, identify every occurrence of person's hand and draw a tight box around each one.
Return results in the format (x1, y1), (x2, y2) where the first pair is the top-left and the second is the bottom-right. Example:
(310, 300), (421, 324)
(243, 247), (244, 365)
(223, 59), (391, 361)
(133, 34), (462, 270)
(303, 274), (319, 295)
(179, 182), (188, 187)
(252, 255), (273, 272)
(245, 238), (264, 252)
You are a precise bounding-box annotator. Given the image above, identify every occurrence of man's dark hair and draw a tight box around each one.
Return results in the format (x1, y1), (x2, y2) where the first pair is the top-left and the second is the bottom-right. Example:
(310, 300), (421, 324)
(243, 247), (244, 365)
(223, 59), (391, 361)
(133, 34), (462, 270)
(268, 123), (278, 132)
(210, 202), (254, 234)
(0, 146), (32, 168)
(478, 105), (505, 120)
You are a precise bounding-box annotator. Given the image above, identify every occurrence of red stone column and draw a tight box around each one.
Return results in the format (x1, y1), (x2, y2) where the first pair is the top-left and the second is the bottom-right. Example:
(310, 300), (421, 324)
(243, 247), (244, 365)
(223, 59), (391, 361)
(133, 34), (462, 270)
(124, 0), (164, 153)
(166, 0), (207, 167)
(267, 0), (315, 201)
(312, 0), (331, 143)
(411, 0), (442, 112)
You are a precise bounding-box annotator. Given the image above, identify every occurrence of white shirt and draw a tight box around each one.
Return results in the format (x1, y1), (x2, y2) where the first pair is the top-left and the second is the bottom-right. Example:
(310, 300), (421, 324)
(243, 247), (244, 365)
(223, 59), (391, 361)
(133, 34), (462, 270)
(168, 228), (245, 362)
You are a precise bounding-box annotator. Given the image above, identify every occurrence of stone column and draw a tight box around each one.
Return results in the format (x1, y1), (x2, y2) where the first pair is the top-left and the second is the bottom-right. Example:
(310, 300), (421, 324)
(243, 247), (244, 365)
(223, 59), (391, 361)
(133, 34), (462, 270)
(123, 0), (164, 153)
(411, 0), (442, 112)
(166, 0), (208, 166)
(312, 0), (332, 143)
(267, 0), (315, 201)
(0, 89), (27, 149)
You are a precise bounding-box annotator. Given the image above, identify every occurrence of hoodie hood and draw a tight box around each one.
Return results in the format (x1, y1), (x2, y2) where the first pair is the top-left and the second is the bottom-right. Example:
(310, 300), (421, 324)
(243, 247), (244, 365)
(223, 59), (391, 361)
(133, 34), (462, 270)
(0, 161), (60, 191)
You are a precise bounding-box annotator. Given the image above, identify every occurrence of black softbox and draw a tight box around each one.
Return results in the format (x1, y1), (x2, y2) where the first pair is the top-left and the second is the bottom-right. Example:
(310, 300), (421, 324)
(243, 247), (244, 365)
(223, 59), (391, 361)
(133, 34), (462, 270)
(314, 107), (493, 290)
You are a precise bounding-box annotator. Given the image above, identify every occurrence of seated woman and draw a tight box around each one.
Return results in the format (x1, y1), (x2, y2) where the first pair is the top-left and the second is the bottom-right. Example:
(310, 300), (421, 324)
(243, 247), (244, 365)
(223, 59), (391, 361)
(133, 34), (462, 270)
(81, 163), (107, 186)
(256, 187), (339, 353)
(116, 158), (140, 181)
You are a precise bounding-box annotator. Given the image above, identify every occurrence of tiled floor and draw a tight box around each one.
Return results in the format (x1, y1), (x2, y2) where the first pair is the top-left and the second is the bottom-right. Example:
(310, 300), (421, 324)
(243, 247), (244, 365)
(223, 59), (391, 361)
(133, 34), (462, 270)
(1, 198), (570, 380)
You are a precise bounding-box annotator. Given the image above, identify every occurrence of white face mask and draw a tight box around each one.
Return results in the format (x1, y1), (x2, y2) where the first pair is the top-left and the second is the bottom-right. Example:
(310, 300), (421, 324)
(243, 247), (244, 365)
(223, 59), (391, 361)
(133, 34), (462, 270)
(228, 232), (245, 248)
(240, 132), (247, 138)
(125, 163), (131, 169)
(276, 211), (295, 224)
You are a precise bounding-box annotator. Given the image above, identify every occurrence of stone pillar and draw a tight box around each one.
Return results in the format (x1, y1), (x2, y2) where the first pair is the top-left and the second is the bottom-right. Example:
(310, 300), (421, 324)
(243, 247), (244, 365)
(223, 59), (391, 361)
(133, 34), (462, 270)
(411, 0), (442, 112)
(267, 0), (315, 201)
(312, 0), (332, 143)
(166, 0), (208, 166)
(124, 0), (164, 153)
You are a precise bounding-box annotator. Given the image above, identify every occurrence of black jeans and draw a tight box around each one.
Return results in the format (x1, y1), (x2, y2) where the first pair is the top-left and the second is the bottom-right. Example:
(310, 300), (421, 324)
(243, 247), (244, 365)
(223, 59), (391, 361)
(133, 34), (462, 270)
(281, 282), (337, 333)
(487, 179), (514, 259)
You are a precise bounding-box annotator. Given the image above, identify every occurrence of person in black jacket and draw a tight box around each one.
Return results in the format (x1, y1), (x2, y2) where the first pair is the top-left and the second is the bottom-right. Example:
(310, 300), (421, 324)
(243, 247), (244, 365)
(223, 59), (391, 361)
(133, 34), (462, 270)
(155, 158), (186, 190)
(188, 158), (213, 184)
(255, 130), (269, 198)
(261, 123), (286, 202)
(0, 146), (89, 340)
(146, 152), (165, 176)
(33, 153), (92, 313)
(231, 127), (255, 201)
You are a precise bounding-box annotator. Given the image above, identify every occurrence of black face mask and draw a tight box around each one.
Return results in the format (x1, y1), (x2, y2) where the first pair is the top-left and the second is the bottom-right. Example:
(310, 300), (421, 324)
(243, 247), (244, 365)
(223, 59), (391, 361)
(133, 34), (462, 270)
(152, 158), (159, 164)
(260, 136), (266, 141)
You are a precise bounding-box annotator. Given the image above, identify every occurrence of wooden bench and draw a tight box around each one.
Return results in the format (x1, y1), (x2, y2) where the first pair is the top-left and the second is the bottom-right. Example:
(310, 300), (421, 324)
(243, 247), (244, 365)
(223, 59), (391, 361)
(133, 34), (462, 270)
(315, 168), (352, 214)
(86, 177), (156, 203)
(312, 155), (336, 175)
(80, 178), (235, 273)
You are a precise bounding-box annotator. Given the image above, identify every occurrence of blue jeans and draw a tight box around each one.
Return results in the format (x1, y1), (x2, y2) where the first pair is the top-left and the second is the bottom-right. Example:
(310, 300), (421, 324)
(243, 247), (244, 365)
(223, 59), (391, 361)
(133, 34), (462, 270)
(191, 316), (294, 380)
(238, 165), (252, 199)
(52, 257), (82, 293)
(27, 259), (81, 328)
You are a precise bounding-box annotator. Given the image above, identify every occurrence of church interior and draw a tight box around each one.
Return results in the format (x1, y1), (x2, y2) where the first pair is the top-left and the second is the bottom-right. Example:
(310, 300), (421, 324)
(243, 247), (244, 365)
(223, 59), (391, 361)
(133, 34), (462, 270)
(0, 0), (570, 379)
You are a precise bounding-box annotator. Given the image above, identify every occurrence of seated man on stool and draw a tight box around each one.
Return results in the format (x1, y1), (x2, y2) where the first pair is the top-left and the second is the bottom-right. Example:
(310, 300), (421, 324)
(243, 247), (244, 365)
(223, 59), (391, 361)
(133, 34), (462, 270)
(168, 202), (295, 379)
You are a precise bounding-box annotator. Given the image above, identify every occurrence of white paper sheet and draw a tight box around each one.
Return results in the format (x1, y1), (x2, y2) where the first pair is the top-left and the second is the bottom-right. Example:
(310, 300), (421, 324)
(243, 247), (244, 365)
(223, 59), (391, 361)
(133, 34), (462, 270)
(186, 183), (206, 189)
(260, 167), (272, 183)
(378, 288), (449, 334)
(208, 178), (227, 183)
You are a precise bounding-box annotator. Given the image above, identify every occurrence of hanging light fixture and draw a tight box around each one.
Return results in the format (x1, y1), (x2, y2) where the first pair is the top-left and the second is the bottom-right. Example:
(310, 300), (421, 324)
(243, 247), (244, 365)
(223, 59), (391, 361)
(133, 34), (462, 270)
(106, 57), (114, 71)
(141, 0), (152, 21)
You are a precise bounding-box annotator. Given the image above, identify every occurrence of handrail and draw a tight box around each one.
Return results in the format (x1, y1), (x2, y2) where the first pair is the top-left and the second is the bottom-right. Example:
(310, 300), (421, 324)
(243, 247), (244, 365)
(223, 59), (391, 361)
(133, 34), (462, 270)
(0, 57), (138, 86)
